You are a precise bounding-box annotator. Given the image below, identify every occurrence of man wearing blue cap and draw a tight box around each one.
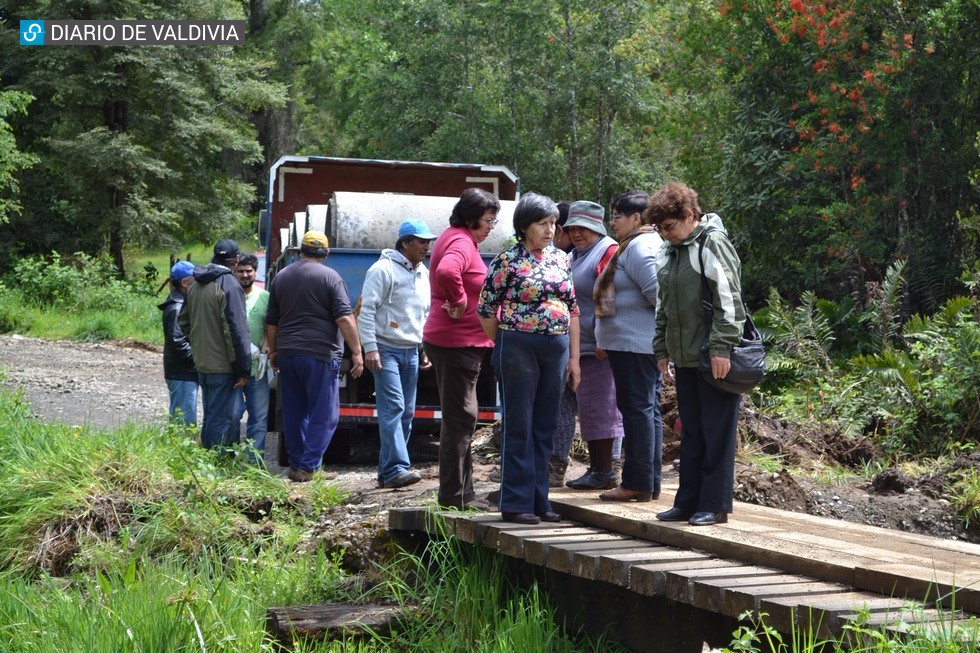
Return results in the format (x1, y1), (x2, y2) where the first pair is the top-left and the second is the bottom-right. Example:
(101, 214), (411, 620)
(159, 260), (198, 425)
(357, 218), (437, 488)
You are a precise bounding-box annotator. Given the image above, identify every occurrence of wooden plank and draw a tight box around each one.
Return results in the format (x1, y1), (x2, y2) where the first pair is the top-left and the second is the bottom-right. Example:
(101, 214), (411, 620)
(478, 521), (572, 551)
(453, 514), (502, 544)
(631, 558), (743, 598)
(551, 496), (862, 585)
(541, 538), (640, 574)
(662, 566), (786, 612)
(569, 541), (657, 579)
(266, 603), (410, 646)
(724, 579), (850, 626)
(762, 592), (908, 638)
(597, 548), (708, 587)
(386, 508), (424, 532)
(522, 530), (610, 566)
(497, 525), (595, 558)
(854, 563), (980, 614)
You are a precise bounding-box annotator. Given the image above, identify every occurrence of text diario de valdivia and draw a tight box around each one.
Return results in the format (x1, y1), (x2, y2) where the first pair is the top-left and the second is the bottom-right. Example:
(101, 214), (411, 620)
(45, 21), (244, 45)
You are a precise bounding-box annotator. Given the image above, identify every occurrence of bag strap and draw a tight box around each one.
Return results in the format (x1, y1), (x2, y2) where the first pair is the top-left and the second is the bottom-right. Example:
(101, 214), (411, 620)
(697, 228), (717, 352)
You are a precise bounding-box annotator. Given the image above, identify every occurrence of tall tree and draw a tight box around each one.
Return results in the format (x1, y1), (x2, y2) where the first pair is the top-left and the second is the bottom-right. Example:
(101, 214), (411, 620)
(1, 0), (285, 272)
(674, 0), (980, 310)
(0, 90), (36, 225)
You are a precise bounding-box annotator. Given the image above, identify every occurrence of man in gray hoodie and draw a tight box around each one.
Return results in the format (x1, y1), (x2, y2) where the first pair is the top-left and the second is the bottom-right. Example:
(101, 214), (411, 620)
(357, 218), (436, 488)
(179, 239), (252, 451)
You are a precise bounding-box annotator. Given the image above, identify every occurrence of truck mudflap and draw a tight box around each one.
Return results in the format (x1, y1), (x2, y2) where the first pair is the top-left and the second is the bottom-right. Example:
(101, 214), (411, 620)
(338, 404), (500, 423)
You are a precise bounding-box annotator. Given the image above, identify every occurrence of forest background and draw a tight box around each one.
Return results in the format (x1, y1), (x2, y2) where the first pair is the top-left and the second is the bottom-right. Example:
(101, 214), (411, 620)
(1, 0), (979, 455)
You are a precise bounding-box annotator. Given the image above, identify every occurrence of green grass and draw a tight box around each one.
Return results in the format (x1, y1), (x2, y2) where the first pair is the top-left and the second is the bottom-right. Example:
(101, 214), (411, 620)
(123, 242), (213, 281)
(0, 387), (635, 651)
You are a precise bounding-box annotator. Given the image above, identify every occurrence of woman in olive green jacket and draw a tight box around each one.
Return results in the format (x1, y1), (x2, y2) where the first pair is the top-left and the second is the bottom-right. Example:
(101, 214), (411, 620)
(647, 182), (745, 526)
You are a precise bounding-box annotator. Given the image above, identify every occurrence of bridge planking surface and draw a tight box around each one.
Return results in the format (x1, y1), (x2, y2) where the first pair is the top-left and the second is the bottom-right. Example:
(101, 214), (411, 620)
(548, 487), (980, 613)
(388, 486), (980, 638)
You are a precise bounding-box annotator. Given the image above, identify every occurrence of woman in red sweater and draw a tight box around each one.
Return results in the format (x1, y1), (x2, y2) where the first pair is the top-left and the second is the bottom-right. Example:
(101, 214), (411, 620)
(423, 188), (501, 510)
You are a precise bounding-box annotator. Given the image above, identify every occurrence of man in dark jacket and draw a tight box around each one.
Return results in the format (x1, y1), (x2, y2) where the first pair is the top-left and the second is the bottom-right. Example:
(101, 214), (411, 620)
(179, 239), (252, 451)
(159, 260), (198, 425)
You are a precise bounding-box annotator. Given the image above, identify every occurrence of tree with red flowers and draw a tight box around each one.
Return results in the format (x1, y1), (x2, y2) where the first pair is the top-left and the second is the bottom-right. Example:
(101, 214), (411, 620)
(666, 0), (979, 311)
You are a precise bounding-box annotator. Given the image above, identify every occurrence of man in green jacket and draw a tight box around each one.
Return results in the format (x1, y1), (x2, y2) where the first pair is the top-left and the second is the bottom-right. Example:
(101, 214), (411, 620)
(179, 239), (252, 451)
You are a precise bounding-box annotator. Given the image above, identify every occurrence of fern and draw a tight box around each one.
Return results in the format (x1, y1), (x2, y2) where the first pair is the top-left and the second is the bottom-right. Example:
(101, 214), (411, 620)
(861, 259), (907, 355)
(760, 288), (836, 378)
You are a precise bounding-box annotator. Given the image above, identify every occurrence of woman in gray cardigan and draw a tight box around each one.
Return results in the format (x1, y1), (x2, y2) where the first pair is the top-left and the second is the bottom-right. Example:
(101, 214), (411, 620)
(593, 190), (665, 502)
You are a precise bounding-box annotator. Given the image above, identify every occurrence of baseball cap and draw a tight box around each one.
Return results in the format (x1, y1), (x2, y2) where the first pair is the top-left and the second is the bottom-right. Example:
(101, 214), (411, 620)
(170, 260), (195, 281)
(398, 218), (437, 240)
(564, 201), (607, 236)
(213, 238), (240, 258)
(301, 230), (329, 249)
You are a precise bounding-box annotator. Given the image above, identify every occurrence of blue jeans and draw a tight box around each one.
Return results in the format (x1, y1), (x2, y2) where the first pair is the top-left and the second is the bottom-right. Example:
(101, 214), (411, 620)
(167, 379), (198, 426)
(278, 355), (340, 472)
(493, 330), (569, 515)
(230, 374), (270, 462)
(197, 372), (240, 450)
(606, 351), (663, 494)
(371, 345), (419, 485)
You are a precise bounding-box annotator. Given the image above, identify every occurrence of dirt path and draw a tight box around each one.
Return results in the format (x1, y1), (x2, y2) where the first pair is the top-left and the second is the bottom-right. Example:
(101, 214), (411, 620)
(1, 334), (975, 550)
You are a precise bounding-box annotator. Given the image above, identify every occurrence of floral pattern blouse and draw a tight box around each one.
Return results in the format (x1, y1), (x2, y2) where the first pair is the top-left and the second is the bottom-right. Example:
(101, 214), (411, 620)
(478, 242), (579, 335)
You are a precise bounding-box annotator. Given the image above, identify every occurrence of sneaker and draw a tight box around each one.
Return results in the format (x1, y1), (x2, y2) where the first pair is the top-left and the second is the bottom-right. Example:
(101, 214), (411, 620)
(287, 467), (313, 483)
(488, 467), (501, 483)
(381, 470), (422, 489)
(565, 467), (619, 490)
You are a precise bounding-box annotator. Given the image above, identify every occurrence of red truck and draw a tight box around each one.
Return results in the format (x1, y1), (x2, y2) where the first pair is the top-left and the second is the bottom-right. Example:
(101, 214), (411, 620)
(259, 155), (520, 462)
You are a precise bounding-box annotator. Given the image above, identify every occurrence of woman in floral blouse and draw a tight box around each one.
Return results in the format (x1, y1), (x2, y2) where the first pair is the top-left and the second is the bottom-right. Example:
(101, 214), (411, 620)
(478, 193), (581, 525)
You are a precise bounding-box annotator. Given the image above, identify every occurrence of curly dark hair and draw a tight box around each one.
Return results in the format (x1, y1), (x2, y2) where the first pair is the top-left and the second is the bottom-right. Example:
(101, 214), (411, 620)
(449, 188), (501, 229)
(644, 182), (702, 226)
(238, 253), (259, 269)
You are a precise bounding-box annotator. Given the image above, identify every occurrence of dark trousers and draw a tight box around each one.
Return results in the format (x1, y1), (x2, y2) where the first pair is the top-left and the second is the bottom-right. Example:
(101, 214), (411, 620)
(424, 342), (487, 506)
(607, 351), (662, 494)
(278, 355), (340, 472)
(673, 367), (742, 513)
(493, 330), (569, 515)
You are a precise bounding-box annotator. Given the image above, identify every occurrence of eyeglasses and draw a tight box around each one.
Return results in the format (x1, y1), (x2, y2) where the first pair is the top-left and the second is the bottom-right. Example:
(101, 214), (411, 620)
(658, 220), (680, 233)
(481, 217), (499, 228)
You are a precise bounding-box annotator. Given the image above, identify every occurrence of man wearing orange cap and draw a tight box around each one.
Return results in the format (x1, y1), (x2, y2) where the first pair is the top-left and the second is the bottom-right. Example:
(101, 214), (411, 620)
(265, 230), (364, 482)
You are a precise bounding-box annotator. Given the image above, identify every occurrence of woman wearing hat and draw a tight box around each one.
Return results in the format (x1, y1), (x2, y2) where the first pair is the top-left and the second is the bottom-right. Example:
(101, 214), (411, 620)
(478, 192), (580, 524)
(561, 200), (626, 491)
(594, 190), (665, 502)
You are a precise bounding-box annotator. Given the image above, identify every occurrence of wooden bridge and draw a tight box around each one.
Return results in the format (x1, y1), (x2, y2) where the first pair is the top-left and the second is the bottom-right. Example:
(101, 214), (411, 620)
(388, 486), (980, 651)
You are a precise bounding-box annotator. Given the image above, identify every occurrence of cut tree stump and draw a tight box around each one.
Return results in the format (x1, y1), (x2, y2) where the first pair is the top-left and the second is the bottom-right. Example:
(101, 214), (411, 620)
(265, 602), (413, 647)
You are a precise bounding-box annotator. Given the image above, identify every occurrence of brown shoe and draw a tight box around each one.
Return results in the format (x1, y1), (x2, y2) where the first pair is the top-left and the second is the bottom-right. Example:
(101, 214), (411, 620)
(287, 467), (313, 483)
(599, 485), (654, 502)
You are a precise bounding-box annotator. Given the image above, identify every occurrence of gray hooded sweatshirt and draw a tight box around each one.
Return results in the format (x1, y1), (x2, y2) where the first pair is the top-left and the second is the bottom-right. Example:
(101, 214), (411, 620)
(357, 249), (431, 352)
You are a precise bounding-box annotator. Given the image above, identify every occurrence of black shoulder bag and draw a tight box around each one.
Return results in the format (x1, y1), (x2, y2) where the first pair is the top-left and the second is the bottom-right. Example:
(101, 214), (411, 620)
(697, 229), (766, 395)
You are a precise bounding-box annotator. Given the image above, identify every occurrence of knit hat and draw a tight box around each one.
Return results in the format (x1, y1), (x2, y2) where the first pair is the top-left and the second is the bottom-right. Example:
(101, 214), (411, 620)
(170, 260), (195, 281)
(398, 218), (437, 240)
(564, 201), (606, 236)
(301, 230), (329, 249)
